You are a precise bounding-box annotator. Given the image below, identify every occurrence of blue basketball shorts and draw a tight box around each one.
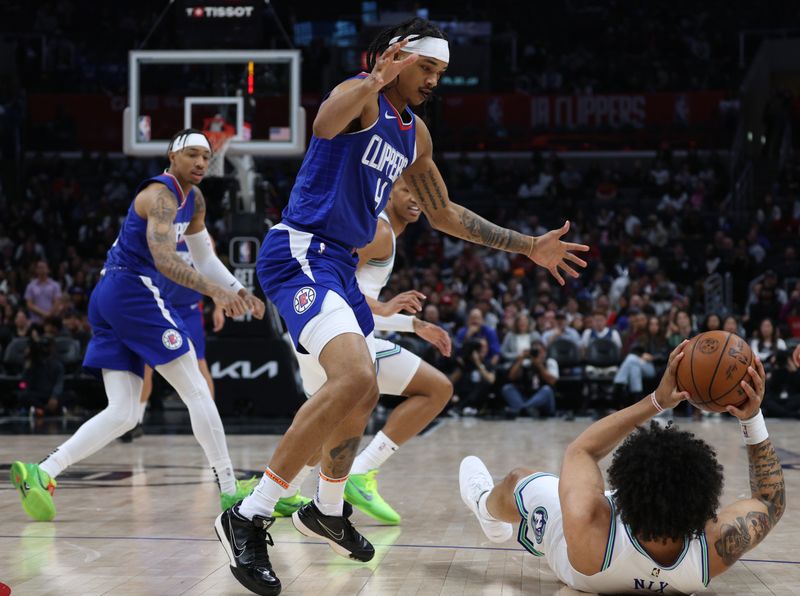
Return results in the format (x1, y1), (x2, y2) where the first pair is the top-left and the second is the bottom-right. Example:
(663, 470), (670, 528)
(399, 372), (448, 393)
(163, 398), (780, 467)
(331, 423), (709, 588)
(83, 269), (192, 378)
(257, 223), (374, 358)
(175, 301), (205, 359)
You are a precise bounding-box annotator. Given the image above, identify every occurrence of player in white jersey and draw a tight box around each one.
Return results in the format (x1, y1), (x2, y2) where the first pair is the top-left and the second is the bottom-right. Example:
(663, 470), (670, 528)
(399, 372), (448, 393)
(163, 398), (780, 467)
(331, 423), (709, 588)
(461, 342), (785, 594)
(282, 180), (452, 524)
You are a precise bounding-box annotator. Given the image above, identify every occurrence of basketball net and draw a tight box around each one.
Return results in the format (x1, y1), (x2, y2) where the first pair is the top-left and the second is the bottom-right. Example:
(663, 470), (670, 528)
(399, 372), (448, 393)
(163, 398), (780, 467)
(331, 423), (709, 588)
(203, 115), (235, 178)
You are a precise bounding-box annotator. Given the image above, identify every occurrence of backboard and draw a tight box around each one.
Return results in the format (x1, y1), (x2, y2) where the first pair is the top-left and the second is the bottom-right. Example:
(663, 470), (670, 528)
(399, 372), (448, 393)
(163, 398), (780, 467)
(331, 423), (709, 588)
(123, 50), (305, 157)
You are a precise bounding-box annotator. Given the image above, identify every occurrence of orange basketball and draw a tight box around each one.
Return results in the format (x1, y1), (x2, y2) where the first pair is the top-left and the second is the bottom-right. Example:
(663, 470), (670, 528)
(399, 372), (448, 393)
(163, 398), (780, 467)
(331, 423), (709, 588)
(675, 330), (753, 413)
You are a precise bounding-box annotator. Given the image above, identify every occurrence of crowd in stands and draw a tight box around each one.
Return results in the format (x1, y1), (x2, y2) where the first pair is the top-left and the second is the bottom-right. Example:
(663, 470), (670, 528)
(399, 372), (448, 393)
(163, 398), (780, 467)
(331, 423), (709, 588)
(381, 148), (800, 419)
(6, 1), (797, 97)
(2, 146), (800, 419)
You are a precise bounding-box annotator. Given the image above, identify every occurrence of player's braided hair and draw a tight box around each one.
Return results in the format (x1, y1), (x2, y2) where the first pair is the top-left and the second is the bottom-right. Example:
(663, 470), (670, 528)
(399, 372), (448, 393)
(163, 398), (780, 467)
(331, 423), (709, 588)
(365, 17), (448, 72)
(608, 421), (724, 542)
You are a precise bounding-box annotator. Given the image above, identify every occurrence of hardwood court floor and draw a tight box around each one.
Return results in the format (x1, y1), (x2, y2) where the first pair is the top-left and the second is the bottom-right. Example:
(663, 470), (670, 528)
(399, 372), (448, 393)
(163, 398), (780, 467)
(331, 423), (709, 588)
(2, 417), (799, 595)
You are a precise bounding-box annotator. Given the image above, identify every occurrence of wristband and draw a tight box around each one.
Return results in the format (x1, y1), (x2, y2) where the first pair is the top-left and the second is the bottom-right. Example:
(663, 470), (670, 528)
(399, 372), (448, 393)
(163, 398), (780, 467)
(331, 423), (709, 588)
(649, 392), (664, 413)
(740, 409), (768, 445)
(373, 313), (415, 333)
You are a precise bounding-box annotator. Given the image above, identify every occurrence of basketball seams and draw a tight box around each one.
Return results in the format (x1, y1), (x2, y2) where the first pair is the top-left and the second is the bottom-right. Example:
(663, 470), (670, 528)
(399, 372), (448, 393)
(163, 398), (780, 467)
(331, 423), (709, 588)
(702, 332), (732, 404)
(688, 336), (703, 403)
(710, 347), (753, 408)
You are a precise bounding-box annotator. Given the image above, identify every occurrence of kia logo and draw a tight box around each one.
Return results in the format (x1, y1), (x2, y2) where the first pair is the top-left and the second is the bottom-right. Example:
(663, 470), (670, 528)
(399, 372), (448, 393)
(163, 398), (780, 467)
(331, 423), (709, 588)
(210, 360), (278, 379)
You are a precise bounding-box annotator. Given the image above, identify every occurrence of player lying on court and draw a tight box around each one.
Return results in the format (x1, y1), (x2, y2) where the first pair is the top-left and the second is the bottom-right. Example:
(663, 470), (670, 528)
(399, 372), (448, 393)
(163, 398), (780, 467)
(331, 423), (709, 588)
(214, 17), (589, 596)
(10, 129), (265, 521)
(276, 180), (453, 524)
(461, 341), (785, 594)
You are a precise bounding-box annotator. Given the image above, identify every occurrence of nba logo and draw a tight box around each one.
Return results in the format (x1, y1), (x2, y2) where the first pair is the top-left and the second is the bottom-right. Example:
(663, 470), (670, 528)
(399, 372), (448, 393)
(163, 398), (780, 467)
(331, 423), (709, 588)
(293, 287), (316, 314)
(137, 116), (151, 142)
(238, 241), (252, 264)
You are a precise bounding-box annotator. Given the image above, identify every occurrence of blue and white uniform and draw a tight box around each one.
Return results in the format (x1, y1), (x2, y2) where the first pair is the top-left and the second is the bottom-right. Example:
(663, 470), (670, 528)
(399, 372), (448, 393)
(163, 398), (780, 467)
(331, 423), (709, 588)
(84, 172), (195, 377)
(257, 73), (416, 358)
(157, 241), (207, 359)
(514, 474), (711, 594)
(295, 211), (422, 396)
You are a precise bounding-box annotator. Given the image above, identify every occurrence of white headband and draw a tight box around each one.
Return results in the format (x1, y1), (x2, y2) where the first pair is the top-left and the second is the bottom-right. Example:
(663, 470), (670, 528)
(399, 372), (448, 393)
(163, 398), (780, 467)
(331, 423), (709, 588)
(170, 132), (211, 153)
(389, 35), (449, 64)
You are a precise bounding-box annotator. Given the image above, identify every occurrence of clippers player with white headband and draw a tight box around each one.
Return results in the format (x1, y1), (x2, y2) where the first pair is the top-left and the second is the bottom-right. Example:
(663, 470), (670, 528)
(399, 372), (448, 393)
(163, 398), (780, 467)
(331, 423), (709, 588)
(10, 128), (266, 522)
(215, 16), (589, 596)
(460, 343), (785, 594)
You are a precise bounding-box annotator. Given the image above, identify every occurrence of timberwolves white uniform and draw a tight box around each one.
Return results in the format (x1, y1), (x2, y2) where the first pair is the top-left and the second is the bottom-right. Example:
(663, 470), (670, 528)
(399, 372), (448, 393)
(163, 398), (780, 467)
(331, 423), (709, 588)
(515, 473), (711, 594)
(294, 211), (422, 396)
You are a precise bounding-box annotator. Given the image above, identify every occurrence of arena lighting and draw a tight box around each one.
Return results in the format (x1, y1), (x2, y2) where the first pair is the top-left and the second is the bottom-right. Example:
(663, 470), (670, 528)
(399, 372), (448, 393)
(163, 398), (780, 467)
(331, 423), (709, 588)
(247, 60), (254, 94)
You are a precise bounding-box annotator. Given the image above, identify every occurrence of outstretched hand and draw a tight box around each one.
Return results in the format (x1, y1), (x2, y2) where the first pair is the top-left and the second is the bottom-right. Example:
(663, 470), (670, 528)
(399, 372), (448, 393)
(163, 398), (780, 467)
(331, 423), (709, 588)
(652, 340), (691, 410)
(530, 221), (590, 286)
(368, 39), (419, 88)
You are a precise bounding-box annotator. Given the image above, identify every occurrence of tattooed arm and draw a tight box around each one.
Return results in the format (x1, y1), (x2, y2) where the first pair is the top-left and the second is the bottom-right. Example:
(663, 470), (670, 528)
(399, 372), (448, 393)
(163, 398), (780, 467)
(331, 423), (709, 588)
(401, 118), (589, 285)
(706, 358), (786, 578)
(135, 184), (248, 317)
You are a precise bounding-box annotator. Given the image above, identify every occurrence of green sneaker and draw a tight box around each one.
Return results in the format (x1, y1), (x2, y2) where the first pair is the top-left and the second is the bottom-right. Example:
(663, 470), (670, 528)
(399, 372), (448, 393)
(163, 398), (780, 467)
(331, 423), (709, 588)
(273, 491), (312, 517)
(344, 469), (400, 525)
(219, 476), (259, 512)
(10, 461), (57, 521)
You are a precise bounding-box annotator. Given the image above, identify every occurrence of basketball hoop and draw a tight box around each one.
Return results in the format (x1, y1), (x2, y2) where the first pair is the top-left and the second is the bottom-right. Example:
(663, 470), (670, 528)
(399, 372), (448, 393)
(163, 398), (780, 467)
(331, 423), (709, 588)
(203, 115), (236, 178)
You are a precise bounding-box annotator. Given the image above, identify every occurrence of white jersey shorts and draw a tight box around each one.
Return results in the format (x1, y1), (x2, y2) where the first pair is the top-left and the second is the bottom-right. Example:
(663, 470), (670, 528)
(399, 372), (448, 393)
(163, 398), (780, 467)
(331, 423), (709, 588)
(295, 336), (421, 397)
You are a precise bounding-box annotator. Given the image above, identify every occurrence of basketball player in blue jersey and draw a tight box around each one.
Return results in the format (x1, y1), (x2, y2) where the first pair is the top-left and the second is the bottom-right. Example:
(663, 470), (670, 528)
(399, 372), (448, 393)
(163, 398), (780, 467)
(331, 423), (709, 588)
(276, 180), (453, 525)
(460, 345), (785, 594)
(10, 129), (266, 521)
(120, 238), (226, 443)
(215, 18), (588, 595)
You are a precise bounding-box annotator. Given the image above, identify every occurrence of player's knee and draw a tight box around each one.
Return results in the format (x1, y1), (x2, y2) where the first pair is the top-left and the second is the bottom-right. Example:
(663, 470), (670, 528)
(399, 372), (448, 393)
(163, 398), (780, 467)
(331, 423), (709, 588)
(331, 361), (378, 407)
(504, 467), (536, 489)
(107, 405), (140, 433)
(430, 373), (453, 408)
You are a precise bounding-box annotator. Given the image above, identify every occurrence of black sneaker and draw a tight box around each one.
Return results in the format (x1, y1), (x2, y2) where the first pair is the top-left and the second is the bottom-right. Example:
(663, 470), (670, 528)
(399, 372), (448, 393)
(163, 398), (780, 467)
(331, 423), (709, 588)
(291, 500), (375, 562)
(118, 423), (144, 443)
(214, 504), (282, 595)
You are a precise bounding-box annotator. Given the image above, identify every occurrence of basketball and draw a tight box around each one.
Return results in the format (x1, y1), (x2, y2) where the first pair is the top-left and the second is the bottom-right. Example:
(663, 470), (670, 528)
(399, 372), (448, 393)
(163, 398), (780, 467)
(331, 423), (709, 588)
(675, 330), (754, 412)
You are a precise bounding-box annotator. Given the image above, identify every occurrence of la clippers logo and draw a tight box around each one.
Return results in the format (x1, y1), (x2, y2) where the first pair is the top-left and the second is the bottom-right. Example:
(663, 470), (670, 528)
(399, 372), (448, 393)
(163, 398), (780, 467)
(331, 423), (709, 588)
(162, 329), (184, 350)
(293, 287), (316, 314)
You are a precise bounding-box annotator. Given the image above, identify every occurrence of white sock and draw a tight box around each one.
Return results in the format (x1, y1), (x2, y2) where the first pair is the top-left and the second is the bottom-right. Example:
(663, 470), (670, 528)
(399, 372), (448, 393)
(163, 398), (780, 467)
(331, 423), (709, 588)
(314, 471), (347, 516)
(478, 490), (498, 522)
(39, 369), (143, 479)
(156, 349), (236, 495)
(138, 401), (147, 424)
(350, 430), (398, 475)
(238, 468), (288, 519)
(286, 464), (314, 495)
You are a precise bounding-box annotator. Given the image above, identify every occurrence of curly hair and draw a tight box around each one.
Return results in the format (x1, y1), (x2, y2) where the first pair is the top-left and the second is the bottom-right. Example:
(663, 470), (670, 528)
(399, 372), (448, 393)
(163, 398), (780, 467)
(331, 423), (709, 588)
(607, 421), (723, 542)
(364, 17), (448, 72)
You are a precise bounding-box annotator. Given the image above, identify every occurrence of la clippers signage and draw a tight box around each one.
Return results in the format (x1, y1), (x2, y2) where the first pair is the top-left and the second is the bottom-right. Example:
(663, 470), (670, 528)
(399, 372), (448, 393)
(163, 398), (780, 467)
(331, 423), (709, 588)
(177, 0), (261, 48)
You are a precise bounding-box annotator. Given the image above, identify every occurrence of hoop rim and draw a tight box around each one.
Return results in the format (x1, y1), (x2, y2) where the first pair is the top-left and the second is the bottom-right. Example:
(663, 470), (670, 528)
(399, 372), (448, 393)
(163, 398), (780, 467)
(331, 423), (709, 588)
(203, 129), (235, 154)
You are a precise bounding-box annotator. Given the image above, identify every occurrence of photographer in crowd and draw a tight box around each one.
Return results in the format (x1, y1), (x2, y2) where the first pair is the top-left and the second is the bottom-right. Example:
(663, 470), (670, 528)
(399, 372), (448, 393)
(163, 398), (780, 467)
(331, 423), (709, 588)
(500, 340), (559, 418)
(450, 337), (497, 416)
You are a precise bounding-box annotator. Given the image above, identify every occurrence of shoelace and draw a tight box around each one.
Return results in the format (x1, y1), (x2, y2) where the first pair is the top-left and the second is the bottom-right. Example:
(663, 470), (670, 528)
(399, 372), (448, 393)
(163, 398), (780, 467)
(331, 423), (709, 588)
(469, 475), (492, 503)
(339, 508), (361, 540)
(364, 470), (379, 493)
(250, 518), (275, 567)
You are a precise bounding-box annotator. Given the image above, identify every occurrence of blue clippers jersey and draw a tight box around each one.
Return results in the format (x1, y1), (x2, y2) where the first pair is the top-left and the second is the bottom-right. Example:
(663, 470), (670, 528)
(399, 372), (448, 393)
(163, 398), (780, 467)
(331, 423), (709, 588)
(157, 240), (202, 306)
(104, 172), (196, 279)
(281, 73), (416, 250)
